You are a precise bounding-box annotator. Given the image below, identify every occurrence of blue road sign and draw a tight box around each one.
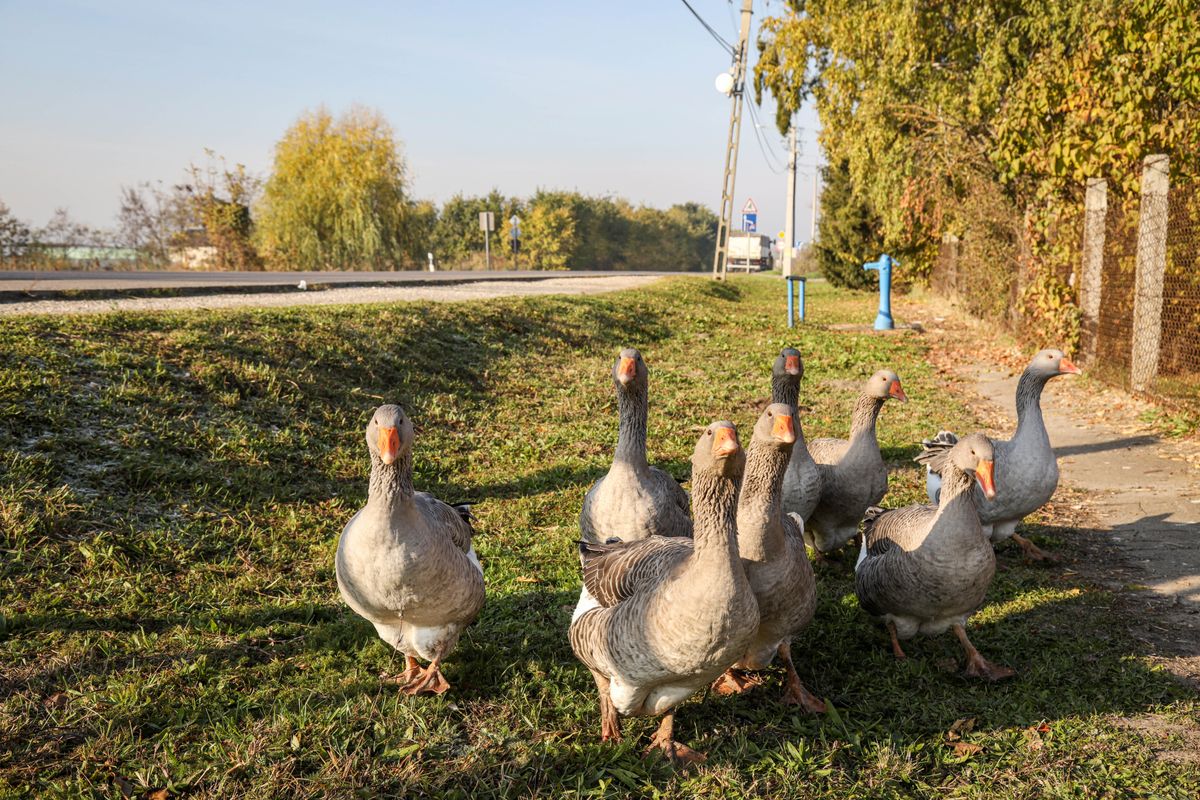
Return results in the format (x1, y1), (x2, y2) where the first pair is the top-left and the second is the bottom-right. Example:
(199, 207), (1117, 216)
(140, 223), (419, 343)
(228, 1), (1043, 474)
(742, 213), (757, 232)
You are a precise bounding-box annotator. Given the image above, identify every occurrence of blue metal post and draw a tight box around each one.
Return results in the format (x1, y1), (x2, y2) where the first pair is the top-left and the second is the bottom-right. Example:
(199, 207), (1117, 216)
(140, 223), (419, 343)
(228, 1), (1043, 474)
(863, 254), (895, 330)
(798, 277), (806, 321)
(786, 277), (795, 327)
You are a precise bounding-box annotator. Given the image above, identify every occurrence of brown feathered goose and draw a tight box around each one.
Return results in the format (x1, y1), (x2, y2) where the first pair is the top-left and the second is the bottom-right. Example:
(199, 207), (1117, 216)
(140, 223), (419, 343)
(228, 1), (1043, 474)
(806, 370), (907, 553)
(336, 404), (485, 695)
(855, 433), (1013, 680)
(579, 348), (691, 543)
(569, 422), (758, 764)
(772, 348), (823, 523)
(710, 404), (825, 712)
(919, 349), (1081, 560)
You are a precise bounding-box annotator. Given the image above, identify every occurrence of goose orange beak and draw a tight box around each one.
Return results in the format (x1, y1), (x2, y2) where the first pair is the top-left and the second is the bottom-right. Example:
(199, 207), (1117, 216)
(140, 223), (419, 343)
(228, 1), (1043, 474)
(617, 356), (637, 385)
(784, 355), (801, 375)
(712, 426), (740, 457)
(889, 380), (908, 403)
(378, 426), (400, 465)
(1058, 358), (1082, 375)
(772, 413), (796, 444)
(975, 459), (996, 500)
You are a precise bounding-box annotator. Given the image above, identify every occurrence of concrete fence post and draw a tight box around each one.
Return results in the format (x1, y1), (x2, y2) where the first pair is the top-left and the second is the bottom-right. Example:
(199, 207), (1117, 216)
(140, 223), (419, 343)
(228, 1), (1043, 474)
(1079, 178), (1107, 363)
(1130, 154), (1170, 392)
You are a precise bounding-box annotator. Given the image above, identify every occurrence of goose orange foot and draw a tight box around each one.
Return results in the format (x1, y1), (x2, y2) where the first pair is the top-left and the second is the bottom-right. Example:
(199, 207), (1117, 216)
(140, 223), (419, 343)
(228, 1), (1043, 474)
(645, 714), (706, 766)
(1012, 533), (1058, 563)
(400, 658), (452, 696)
(710, 668), (760, 695)
(964, 654), (1016, 682)
(780, 679), (827, 714)
(382, 656), (423, 687)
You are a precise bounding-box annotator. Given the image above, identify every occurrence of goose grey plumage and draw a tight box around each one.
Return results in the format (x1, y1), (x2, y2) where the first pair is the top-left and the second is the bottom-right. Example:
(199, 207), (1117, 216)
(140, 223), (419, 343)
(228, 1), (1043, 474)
(855, 433), (1014, 680)
(579, 348), (692, 543)
(710, 404), (825, 711)
(569, 421), (758, 764)
(919, 348), (1081, 560)
(772, 348), (823, 523)
(805, 370), (907, 553)
(336, 404), (485, 695)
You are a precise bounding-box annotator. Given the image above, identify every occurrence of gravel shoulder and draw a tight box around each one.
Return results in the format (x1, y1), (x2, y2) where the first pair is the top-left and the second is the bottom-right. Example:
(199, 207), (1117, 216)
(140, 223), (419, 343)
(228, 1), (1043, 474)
(0, 275), (665, 316)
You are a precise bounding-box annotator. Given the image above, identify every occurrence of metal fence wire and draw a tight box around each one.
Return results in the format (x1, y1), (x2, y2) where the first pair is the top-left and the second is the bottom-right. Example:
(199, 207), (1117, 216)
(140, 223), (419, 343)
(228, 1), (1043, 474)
(1093, 196), (1140, 388)
(1157, 182), (1200, 407)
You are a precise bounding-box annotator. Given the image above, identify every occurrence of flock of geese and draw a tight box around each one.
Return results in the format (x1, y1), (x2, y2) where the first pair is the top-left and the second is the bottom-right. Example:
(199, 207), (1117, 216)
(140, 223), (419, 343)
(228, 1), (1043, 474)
(335, 345), (1081, 764)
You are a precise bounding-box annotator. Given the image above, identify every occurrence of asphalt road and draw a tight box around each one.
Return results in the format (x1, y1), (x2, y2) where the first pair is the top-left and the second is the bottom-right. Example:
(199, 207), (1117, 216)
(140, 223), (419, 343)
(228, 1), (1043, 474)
(0, 268), (681, 294)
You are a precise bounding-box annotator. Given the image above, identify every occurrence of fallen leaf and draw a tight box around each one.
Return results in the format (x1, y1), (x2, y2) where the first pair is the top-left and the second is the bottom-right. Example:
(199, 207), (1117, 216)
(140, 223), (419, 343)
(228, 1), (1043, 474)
(145, 790), (170, 800)
(514, 576), (540, 584)
(951, 741), (982, 757)
(43, 692), (69, 709)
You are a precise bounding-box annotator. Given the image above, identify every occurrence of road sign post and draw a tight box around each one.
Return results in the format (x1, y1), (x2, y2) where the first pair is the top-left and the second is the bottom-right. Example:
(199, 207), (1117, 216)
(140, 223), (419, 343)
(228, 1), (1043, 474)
(479, 212), (496, 269)
(509, 215), (521, 269)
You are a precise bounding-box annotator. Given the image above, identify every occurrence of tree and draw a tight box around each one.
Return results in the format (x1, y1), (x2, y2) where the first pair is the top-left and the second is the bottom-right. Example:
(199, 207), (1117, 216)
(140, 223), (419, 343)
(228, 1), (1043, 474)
(116, 181), (190, 263)
(0, 200), (32, 261)
(182, 154), (261, 270)
(256, 106), (412, 270)
(813, 160), (882, 290)
(523, 193), (577, 270)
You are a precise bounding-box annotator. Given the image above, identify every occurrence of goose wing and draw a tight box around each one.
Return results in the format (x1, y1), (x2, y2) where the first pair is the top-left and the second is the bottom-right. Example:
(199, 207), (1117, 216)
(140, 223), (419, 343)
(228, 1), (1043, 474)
(578, 536), (693, 607)
(415, 492), (474, 553)
(807, 437), (850, 465)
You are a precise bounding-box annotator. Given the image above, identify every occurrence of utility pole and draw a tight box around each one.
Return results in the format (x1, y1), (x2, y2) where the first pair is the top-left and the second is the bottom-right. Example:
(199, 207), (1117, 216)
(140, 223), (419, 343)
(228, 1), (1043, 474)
(711, 0), (754, 281)
(782, 123), (797, 277)
(810, 170), (819, 244)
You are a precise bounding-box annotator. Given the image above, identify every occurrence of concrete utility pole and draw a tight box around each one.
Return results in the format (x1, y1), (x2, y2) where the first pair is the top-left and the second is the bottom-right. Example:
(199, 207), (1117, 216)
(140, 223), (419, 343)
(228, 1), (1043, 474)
(711, 0), (754, 281)
(783, 123), (797, 277)
(810, 170), (819, 244)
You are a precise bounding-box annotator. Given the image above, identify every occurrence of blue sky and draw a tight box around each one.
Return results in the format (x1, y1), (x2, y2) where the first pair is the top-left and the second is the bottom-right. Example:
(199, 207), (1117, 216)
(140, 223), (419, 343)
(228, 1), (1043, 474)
(0, 0), (822, 243)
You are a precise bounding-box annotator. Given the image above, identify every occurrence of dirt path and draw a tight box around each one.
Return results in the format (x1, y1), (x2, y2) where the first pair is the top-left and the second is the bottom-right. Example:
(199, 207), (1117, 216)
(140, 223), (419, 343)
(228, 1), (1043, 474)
(900, 293), (1200, 677)
(0, 275), (665, 316)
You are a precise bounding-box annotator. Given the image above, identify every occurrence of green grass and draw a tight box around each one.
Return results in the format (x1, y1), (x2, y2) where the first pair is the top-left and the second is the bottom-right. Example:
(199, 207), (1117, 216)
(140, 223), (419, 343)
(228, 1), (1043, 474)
(1, 276), (1196, 798)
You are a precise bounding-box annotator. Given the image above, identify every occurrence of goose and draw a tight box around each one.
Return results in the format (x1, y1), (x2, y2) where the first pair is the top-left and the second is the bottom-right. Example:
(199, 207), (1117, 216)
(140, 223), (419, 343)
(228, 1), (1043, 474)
(919, 349), (1081, 560)
(772, 348), (823, 523)
(336, 404), (485, 695)
(711, 404), (826, 712)
(855, 433), (1014, 681)
(569, 421), (758, 764)
(579, 348), (692, 543)
(806, 370), (907, 554)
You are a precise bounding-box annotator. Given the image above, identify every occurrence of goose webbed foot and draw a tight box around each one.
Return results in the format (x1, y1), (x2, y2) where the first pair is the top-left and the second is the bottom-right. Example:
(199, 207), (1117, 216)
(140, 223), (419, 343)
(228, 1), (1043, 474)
(886, 621), (908, 660)
(777, 642), (826, 713)
(645, 713), (706, 766)
(954, 624), (1015, 682)
(383, 655), (423, 687)
(710, 668), (761, 695)
(594, 677), (622, 742)
(1012, 533), (1058, 563)
(400, 657), (452, 695)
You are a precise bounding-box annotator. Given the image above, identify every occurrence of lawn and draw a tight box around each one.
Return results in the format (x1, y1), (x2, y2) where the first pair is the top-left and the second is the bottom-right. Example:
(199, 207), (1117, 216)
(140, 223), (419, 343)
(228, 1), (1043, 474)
(1, 276), (1196, 798)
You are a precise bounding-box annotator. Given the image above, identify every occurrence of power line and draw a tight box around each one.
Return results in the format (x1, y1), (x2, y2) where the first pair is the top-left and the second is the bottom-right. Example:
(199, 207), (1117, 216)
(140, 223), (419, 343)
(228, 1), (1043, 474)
(745, 100), (786, 174)
(678, 0), (735, 55)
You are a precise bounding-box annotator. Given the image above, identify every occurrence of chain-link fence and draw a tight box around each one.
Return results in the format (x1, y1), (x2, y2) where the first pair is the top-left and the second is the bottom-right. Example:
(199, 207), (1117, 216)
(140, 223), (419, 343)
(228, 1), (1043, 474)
(1079, 156), (1199, 413)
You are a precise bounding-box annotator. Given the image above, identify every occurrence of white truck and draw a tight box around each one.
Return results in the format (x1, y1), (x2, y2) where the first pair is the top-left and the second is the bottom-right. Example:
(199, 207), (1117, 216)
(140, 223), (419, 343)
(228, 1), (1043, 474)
(727, 233), (774, 271)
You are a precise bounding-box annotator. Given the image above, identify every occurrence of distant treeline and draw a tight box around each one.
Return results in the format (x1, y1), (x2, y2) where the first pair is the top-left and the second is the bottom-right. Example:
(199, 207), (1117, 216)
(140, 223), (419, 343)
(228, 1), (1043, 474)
(1, 108), (717, 272)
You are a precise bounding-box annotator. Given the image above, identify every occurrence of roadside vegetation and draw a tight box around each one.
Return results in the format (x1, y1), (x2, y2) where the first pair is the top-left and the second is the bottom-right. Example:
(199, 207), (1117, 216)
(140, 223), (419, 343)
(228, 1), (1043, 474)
(2, 277), (1196, 797)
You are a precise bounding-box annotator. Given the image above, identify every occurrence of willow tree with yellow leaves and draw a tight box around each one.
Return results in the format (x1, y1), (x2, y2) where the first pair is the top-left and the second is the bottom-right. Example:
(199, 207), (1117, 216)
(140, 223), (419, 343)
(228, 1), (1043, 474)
(755, 0), (1200, 348)
(256, 106), (415, 270)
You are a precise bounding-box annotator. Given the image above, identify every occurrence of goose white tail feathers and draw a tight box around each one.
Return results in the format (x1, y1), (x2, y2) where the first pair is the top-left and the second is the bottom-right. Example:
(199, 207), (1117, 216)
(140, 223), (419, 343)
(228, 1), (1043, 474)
(915, 431), (958, 503)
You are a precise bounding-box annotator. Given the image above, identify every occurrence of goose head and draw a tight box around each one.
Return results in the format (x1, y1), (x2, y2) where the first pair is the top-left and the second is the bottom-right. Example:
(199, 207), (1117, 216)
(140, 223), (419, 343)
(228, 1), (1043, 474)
(952, 432), (997, 500)
(754, 403), (797, 451)
(1027, 348), (1082, 379)
(366, 404), (414, 466)
(692, 420), (745, 479)
(773, 347), (803, 381)
(866, 369), (908, 403)
(613, 347), (648, 391)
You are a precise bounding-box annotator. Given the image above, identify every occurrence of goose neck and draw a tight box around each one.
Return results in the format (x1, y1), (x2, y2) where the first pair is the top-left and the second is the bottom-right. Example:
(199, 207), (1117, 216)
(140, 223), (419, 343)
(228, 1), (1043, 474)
(1013, 370), (1050, 444)
(737, 441), (790, 561)
(690, 468), (742, 569)
(613, 383), (649, 469)
(771, 373), (800, 408)
(369, 451), (414, 509)
(850, 394), (886, 440)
